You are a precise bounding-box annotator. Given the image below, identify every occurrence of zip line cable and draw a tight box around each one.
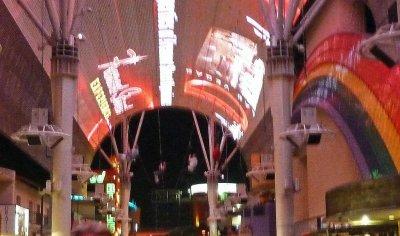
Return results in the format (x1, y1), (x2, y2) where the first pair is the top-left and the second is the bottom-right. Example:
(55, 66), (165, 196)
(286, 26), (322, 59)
(157, 110), (162, 161)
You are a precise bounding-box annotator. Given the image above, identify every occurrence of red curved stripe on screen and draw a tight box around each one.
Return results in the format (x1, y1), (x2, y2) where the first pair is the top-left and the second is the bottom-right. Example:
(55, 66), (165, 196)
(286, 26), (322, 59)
(184, 80), (249, 130)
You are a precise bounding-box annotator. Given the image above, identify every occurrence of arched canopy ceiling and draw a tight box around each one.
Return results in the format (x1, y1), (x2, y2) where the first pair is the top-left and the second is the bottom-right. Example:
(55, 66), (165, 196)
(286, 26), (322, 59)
(3, 0), (308, 149)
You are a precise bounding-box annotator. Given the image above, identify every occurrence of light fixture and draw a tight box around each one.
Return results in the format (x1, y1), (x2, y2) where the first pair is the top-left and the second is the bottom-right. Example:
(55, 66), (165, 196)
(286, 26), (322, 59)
(189, 183), (237, 195)
(360, 215), (371, 225)
(76, 33), (86, 41)
(281, 107), (332, 150)
(389, 215), (395, 221)
(12, 109), (68, 149)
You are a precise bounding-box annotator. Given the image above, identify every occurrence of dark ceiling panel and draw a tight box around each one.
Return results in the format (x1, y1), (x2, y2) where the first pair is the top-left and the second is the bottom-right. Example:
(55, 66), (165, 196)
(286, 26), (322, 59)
(0, 1), (52, 135)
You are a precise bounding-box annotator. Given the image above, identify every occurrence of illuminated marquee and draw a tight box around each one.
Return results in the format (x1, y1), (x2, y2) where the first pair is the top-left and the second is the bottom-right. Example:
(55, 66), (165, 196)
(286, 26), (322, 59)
(97, 49), (146, 115)
(157, 0), (177, 106)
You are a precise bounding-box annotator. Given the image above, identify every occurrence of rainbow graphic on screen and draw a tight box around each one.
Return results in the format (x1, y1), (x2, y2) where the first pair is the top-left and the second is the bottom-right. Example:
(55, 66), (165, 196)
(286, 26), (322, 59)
(294, 33), (400, 178)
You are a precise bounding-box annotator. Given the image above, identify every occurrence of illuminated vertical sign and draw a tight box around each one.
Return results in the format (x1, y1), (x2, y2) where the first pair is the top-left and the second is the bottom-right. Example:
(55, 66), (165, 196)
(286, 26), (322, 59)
(106, 214), (116, 233)
(157, 0), (177, 106)
(106, 183), (116, 199)
(90, 78), (112, 127)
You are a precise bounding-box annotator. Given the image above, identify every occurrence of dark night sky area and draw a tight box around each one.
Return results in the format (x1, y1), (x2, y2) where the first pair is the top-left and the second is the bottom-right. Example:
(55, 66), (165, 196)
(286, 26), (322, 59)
(91, 108), (248, 228)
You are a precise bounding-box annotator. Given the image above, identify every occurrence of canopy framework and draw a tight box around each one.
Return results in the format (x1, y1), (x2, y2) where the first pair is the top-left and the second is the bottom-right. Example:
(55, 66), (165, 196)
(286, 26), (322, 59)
(358, 0), (400, 66)
(10, 0), (332, 235)
(192, 111), (239, 236)
(257, 0), (328, 43)
(98, 111), (145, 236)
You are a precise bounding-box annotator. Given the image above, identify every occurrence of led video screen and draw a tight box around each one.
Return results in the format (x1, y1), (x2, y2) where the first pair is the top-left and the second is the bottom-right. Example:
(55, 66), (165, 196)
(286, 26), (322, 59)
(183, 28), (265, 139)
(75, 0), (307, 148)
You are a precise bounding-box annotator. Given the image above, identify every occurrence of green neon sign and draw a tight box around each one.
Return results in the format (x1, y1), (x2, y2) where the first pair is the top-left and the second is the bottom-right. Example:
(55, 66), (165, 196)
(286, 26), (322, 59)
(89, 171), (106, 184)
(106, 183), (115, 199)
(106, 214), (115, 233)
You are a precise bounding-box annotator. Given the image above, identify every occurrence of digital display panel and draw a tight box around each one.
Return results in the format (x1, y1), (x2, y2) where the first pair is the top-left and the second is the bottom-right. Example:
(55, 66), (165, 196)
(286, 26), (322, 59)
(73, 0), (308, 148)
(75, 0), (159, 148)
(184, 28), (265, 139)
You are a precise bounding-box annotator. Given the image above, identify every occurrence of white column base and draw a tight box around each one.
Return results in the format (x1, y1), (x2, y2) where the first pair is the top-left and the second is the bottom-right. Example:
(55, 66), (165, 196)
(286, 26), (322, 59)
(206, 171), (219, 236)
(51, 75), (76, 236)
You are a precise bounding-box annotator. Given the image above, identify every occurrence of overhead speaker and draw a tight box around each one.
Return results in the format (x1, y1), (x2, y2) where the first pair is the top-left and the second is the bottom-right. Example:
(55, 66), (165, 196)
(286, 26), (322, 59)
(307, 133), (321, 144)
(12, 109), (68, 148)
(306, 124), (322, 145)
(370, 45), (396, 67)
(26, 135), (42, 146)
(266, 173), (275, 180)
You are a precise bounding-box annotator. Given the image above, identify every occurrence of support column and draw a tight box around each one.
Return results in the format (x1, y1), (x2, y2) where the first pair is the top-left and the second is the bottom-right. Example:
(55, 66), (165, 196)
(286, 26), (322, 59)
(120, 117), (132, 236)
(51, 41), (78, 235)
(267, 41), (295, 236)
(120, 178), (131, 236)
(206, 170), (219, 236)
